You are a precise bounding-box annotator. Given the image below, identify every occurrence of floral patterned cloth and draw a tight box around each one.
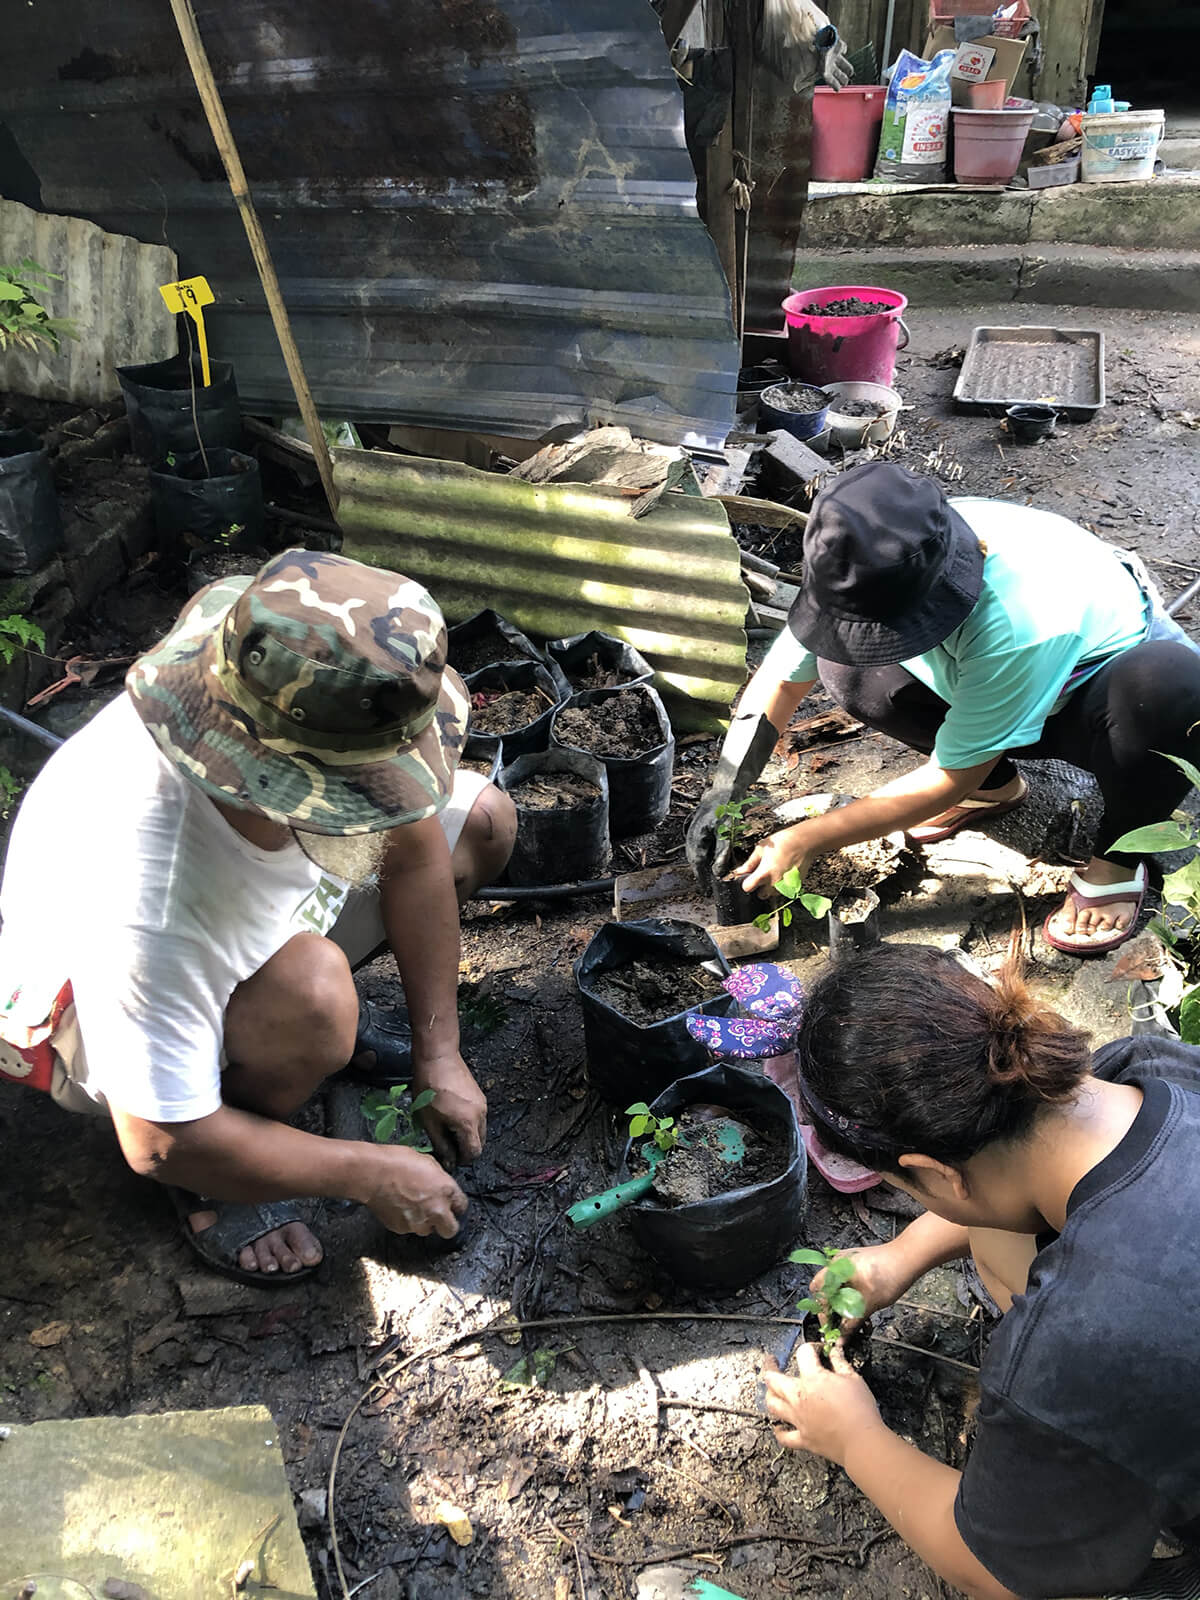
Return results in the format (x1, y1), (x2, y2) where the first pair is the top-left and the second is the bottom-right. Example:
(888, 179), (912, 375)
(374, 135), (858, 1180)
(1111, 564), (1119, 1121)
(686, 964), (803, 1059)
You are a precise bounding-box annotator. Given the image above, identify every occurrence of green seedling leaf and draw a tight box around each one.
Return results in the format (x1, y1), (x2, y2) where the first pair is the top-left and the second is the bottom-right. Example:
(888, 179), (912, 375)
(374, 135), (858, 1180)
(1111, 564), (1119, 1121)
(795, 1296), (823, 1315)
(1110, 822), (1194, 854)
(1163, 856), (1200, 908)
(374, 1108), (397, 1144)
(753, 911), (774, 933)
(629, 1115), (649, 1137)
(498, 1346), (562, 1391)
(823, 1256), (858, 1286)
(626, 1102), (650, 1117)
(411, 1088), (437, 1112)
(801, 892), (833, 919)
(781, 906), (793, 928)
(789, 1248), (831, 1267)
(775, 866), (804, 898)
(658, 1116), (674, 1132)
(829, 1286), (867, 1319)
(1157, 750), (1200, 792)
(1179, 988), (1200, 1046)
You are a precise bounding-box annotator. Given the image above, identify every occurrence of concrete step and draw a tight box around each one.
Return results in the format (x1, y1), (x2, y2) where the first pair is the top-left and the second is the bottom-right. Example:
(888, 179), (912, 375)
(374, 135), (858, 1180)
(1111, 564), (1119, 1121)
(802, 175), (1200, 251)
(1161, 138), (1200, 171)
(791, 243), (1200, 311)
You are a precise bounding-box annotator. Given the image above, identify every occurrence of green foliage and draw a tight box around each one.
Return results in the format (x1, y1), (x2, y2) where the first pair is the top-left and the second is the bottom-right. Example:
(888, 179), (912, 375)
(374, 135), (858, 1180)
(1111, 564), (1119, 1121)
(360, 1082), (436, 1149)
(0, 260), (79, 357)
(790, 1245), (867, 1354)
(714, 794), (765, 855)
(0, 613), (45, 667)
(626, 1101), (679, 1154)
(752, 865), (833, 933)
(0, 764), (20, 819)
(458, 982), (510, 1035)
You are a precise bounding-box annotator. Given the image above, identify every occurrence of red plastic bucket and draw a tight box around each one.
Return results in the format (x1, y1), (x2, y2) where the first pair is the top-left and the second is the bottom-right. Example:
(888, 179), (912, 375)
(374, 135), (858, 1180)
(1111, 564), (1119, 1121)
(812, 87), (886, 182)
(952, 107), (1035, 185)
(781, 285), (909, 387)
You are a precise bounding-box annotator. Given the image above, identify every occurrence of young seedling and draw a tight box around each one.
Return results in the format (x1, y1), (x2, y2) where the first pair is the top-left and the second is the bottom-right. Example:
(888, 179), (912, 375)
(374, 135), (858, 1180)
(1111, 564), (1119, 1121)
(790, 1245), (867, 1355)
(753, 866), (833, 934)
(361, 1083), (436, 1151)
(626, 1101), (680, 1155)
(714, 794), (766, 857)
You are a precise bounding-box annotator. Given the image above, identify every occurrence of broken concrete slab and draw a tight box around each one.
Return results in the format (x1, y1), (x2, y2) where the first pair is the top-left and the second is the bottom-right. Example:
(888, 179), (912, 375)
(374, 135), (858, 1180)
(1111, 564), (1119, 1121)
(0, 1403), (315, 1599)
(757, 430), (830, 500)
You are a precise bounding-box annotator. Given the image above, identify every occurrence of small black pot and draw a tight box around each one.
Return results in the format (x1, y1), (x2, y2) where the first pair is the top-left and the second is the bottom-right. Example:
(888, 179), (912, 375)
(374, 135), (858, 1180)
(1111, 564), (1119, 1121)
(574, 917), (734, 1105)
(501, 746), (610, 887)
(546, 629), (654, 693)
(551, 683), (675, 839)
(1005, 403), (1058, 444)
(150, 447), (264, 557)
(0, 428), (62, 576)
(118, 352), (242, 462)
(465, 660), (565, 762)
(623, 1062), (808, 1291)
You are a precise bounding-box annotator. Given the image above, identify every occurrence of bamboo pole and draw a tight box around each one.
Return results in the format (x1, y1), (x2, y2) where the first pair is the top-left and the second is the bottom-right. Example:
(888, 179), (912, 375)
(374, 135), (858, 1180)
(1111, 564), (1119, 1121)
(167, 0), (339, 516)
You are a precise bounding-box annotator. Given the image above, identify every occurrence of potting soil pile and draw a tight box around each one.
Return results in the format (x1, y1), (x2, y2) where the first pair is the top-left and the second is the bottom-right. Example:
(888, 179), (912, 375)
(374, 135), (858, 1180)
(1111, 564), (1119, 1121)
(804, 835), (905, 899)
(588, 957), (724, 1026)
(555, 691), (663, 758)
(452, 631), (528, 677)
(508, 772), (601, 812)
(567, 654), (639, 691)
(470, 689), (550, 735)
(648, 1109), (784, 1206)
(874, 48), (954, 183)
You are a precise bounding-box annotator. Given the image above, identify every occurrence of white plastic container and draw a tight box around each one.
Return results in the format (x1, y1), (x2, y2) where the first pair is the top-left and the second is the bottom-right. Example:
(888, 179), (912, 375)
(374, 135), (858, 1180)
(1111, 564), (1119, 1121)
(821, 381), (902, 448)
(1081, 109), (1164, 183)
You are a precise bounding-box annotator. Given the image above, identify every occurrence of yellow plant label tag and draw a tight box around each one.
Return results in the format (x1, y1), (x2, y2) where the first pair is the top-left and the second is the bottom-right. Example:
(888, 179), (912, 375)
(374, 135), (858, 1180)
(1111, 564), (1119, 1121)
(158, 276), (215, 386)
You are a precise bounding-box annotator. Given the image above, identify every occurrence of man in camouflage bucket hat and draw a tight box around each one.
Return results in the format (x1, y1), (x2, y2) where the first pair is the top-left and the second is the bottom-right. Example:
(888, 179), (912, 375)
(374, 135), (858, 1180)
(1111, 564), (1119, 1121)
(0, 552), (516, 1281)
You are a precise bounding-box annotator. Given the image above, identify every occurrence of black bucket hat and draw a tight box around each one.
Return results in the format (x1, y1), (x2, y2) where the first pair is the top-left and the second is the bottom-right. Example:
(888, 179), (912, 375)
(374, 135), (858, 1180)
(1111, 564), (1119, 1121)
(788, 462), (985, 667)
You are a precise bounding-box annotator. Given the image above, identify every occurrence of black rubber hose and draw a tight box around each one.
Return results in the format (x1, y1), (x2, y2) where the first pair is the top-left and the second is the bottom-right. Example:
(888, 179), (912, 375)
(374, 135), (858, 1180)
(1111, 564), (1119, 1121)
(470, 877), (616, 901)
(0, 702), (63, 752)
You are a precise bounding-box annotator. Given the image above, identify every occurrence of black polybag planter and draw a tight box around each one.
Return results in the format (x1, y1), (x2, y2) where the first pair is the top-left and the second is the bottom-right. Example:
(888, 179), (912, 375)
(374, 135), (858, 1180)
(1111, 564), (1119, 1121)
(624, 1062), (808, 1291)
(501, 747), (610, 887)
(465, 660), (565, 762)
(574, 917), (734, 1105)
(117, 353), (242, 462)
(150, 448), (265, 557)
(462, 730), (503, 786)
(0, 428), (62, 576)
(448, 608), (569, 698)
(551, 684), (675, 839)
(547, 629), (654, 692)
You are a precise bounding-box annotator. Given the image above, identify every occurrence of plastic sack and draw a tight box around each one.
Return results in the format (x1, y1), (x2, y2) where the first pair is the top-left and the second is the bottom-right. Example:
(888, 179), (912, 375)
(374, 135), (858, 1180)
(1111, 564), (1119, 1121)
(623, 1062), (808, 1291)
(574, 917), (734, 1105)
(501, 747), (610, 886)
(149, 447), (265, 557)
(874, 49), (955, 182)
(0, 428), (62, 576)
(117, 353), (241, 463)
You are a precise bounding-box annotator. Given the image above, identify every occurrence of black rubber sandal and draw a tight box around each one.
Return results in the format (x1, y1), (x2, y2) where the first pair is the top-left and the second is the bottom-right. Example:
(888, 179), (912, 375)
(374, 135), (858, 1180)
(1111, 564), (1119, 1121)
(345, 996), (413, 1087)
(169, 1188), (322, 1286)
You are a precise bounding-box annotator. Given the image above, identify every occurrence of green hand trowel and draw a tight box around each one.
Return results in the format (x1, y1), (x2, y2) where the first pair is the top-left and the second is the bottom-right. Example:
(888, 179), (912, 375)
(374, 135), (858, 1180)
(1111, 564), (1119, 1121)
(567, 1119), (747, 1229)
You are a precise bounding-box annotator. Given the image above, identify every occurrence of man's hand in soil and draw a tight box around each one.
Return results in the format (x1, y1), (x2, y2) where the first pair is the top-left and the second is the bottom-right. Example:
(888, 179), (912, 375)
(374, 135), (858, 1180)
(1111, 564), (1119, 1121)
(413, 1048), (487, 1166)
(762, 1343), (881, 1466)
(364, 1143), (468, 1238)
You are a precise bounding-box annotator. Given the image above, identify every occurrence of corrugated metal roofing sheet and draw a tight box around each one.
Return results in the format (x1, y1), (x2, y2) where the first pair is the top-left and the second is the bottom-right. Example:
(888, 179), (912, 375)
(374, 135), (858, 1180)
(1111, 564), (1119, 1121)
(333, 447), (748, 731)
(0, 1), (738, 448)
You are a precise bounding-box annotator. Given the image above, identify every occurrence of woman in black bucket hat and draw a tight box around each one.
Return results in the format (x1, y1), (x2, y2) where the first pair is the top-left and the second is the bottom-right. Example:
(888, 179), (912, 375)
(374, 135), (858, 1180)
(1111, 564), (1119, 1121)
(687, 461), (1200, 955)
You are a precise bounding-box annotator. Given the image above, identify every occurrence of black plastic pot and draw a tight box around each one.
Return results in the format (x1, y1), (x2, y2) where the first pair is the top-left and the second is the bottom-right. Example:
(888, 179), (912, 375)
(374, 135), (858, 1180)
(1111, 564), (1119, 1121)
(117, 352), (242, 463)
(150, 448), (265, 558)
(0, 428), (62, 576)
(461, 730), (503, 786)
(547, 629), (654, 693)
(448, 608), (569, 698)
(501, 747), (610, 887)
(1005, 403), (1058, 445)
(465, 660), (565, 762)
(551, 684), (675, 839)
(574, 917), (734, 1105)
(712, 851), (764, 927)
(623, 1062), (808, 1291)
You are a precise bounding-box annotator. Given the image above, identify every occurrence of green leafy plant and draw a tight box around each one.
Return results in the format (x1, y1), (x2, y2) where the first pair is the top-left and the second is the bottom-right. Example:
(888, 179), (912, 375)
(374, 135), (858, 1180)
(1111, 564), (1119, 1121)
(626, 1101), (679, 1154)
(790, 1245), (867, 1354)
(361, 1083), (436, 1149)
(714, 794), (766, 855)
(0, 764), (20, 819)
(0, 261), (78, 356)
(458, 982), (509, 1035)
(0, 613), (45, 667)
(1112, 752), (1200, 1042)
(752, 865), (833, 933)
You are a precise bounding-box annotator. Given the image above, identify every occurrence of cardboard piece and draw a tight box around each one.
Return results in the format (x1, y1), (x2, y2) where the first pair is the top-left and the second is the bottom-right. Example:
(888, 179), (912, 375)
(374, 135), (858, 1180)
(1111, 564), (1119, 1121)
(924, 28), (1029, 106)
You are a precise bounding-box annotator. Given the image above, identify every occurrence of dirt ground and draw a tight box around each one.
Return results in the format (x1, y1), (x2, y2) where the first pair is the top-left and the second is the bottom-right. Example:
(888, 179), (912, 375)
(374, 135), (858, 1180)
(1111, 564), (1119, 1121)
(1, 300), (1198, 1600)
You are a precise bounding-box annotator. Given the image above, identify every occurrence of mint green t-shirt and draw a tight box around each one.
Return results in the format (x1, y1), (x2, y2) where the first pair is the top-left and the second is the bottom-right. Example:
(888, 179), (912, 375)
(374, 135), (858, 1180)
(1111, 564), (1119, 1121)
(766, 498), (1149, 771)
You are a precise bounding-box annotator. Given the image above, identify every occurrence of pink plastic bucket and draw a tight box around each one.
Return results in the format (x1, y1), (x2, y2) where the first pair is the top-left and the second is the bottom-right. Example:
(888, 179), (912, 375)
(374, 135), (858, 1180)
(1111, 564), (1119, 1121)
(781, 285), (909, 387)
(952, 107), (1035, 185)
(812, 86), (886, 182)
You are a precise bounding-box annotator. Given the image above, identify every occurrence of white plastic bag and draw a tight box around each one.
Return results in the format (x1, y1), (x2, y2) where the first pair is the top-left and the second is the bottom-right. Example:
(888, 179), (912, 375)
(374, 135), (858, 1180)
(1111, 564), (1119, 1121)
(874, 48), (955, 183)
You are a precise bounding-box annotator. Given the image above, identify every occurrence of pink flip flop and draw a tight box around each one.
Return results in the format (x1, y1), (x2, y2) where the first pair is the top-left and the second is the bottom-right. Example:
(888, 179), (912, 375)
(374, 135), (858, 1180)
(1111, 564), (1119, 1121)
(1042, 863), (1147, 956)
(907, 782), (1028, 845)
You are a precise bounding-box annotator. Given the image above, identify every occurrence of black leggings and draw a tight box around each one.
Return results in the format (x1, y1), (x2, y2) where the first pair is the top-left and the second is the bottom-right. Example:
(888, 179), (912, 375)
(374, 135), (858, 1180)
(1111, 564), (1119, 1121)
(819, 639), (1200, 862)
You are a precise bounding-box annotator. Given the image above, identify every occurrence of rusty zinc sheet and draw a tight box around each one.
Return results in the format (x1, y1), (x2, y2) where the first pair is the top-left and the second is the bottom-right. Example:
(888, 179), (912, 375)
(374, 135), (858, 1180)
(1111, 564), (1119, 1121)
(1, 0), (738, 449)
(333, 449), (748, 731)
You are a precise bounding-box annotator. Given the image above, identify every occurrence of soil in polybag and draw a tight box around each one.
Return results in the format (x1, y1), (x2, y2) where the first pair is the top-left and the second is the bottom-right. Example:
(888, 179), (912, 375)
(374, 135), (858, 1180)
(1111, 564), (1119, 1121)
(548, 629), (653, 692)
(643, 1107), (787, 1206)
(587, 956), (723, 1025)
(502, 747), (609, 886)
(555, 690), (662, 758)
(118, 352), (241, 462)
(508, 771), (601, 810)
(471, 689), (552, 736)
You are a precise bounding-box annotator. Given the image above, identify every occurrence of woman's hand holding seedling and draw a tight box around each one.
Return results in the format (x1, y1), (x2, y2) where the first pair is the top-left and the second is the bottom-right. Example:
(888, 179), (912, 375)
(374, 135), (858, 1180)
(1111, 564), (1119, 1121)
(761, 1343), (882, 1466)
(805, 1242), (919, 1333)
(791, 1246), (868, 1350)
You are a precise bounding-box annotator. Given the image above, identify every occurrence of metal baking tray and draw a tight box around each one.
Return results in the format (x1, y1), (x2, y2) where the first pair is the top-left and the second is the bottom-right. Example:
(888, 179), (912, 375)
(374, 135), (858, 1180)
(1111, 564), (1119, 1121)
(954, 326), (1105, 421)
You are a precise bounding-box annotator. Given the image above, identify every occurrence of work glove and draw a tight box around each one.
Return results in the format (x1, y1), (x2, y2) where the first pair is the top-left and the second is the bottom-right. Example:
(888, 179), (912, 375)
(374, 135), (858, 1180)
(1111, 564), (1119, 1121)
(756, 0), (851, 93)
(686, 711), (780, 893)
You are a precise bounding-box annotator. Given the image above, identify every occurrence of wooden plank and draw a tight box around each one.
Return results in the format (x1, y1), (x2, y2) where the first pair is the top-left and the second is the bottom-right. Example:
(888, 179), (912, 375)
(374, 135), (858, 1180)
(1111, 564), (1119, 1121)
(717, 493), (808, 530)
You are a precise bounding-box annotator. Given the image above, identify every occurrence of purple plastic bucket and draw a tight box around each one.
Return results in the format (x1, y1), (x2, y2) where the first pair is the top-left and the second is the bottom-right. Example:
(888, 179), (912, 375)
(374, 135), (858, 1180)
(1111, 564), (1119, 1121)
(782, 285), (910, 387)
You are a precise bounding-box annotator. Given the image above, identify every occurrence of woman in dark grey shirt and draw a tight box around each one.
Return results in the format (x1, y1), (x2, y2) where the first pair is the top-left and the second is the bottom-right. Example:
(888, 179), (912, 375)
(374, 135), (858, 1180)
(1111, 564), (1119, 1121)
(763, 944), (1200, 1600)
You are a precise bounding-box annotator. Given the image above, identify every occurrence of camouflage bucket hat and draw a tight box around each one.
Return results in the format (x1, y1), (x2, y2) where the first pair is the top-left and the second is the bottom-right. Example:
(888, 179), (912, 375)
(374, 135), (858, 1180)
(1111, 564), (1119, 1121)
(126, 550), (469, 835)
